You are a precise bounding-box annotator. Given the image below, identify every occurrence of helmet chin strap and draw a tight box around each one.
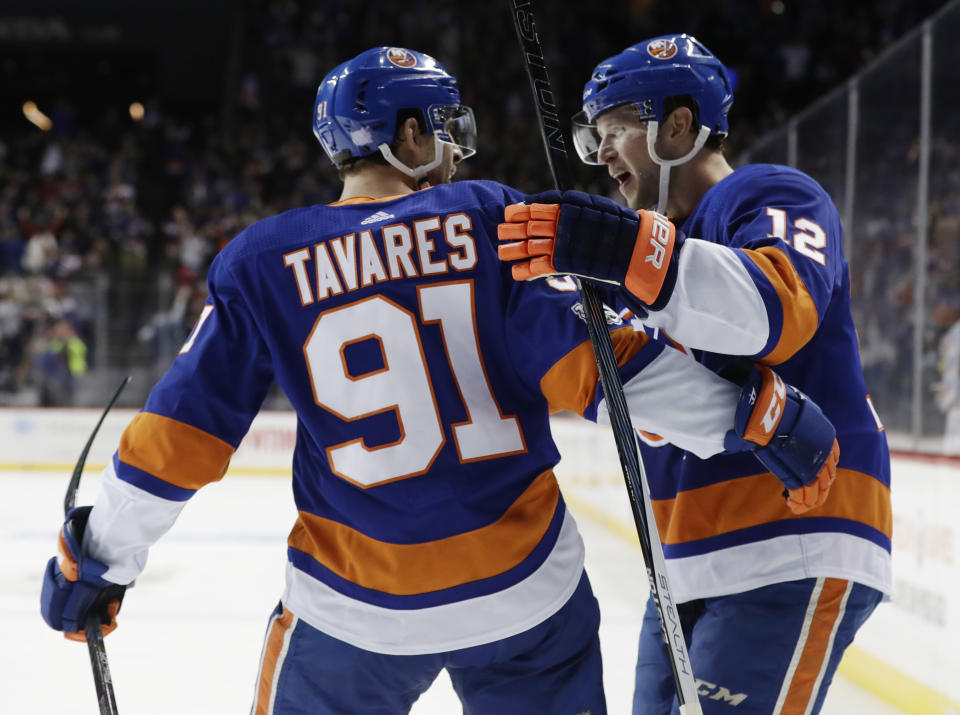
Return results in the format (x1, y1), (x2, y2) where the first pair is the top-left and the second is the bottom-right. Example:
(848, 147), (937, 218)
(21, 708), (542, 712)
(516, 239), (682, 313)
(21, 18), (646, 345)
(378, 136), (444, 182)
(645, 122), (712, 215)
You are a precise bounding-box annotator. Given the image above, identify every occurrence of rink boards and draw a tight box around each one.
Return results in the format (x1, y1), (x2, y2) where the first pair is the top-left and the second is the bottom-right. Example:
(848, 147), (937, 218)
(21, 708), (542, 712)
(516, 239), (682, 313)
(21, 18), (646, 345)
(3, 407), (958, 713)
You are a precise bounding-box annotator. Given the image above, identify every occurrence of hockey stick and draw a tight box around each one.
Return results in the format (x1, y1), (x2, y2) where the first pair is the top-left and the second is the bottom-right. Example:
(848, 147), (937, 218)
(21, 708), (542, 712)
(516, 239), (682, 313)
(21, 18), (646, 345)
(64, 375), (130, 715)
(505, 4), (703, 713)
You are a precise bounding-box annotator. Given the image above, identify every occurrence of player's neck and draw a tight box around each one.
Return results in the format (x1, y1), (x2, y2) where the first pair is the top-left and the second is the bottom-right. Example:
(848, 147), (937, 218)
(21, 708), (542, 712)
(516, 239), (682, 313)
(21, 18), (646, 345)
(667, 152), (733, 220)
(339, 165), (418, 202)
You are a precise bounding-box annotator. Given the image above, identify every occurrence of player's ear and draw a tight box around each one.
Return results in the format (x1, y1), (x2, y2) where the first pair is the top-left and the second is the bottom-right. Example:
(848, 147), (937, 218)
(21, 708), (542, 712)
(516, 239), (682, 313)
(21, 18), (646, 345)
(393, 116), (429, 165)
(663, 106), (695, 147)
(397, 117), (422, 150)
(657, 106), (697, 157)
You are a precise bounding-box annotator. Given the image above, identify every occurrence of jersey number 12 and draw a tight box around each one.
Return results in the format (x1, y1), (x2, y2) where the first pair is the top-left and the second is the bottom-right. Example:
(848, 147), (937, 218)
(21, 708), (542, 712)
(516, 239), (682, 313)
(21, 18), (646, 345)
(766, 208), (827, 265)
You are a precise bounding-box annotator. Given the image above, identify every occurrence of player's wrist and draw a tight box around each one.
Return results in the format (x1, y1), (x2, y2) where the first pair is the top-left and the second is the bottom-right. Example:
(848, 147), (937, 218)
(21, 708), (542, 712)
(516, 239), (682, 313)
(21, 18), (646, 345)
(623, 210), (681, 310)
(724, 364), (839, 495)
(41, 505), (128, 638)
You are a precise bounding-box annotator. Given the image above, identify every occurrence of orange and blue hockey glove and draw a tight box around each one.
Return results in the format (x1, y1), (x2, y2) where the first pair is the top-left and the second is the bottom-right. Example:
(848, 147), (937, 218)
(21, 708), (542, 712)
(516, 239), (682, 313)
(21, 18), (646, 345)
(497, 190), (683, 313)
(41, 506), (126, 641)
(724, 365), (840, 514)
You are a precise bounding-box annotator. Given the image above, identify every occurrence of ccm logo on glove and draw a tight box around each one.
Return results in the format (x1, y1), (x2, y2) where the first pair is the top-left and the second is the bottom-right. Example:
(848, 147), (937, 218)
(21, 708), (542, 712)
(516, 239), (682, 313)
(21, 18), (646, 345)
(724, 364), (840, 514)
(744, 368), (787, 444)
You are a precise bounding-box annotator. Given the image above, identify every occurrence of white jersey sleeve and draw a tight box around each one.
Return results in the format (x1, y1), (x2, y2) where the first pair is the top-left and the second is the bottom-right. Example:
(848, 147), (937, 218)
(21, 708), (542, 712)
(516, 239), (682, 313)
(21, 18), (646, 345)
(643, 239), (769, 355)
(596, 344), (739, 460)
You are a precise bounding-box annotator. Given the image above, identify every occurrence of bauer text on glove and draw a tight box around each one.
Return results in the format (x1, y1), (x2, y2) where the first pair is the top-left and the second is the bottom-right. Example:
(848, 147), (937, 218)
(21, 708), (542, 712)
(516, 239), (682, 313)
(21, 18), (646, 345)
(497, 189), (682, 311)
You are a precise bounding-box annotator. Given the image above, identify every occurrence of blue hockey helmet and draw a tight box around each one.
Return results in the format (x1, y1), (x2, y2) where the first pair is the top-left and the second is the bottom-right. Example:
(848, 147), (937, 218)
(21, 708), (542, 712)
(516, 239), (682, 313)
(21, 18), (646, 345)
(313, 47), (477, 178)
(572, 35), (733, 165)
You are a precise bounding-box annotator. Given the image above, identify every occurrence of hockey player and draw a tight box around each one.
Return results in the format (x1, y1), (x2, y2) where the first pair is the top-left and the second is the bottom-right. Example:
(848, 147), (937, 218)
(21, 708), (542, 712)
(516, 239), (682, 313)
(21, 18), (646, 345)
(498, 34), (891, 715)
(41, 47), (839, 714)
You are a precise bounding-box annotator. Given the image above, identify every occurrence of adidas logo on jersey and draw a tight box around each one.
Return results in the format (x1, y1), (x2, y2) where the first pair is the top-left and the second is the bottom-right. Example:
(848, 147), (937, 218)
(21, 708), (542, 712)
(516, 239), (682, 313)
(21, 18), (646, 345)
(361, 210), (395, 225)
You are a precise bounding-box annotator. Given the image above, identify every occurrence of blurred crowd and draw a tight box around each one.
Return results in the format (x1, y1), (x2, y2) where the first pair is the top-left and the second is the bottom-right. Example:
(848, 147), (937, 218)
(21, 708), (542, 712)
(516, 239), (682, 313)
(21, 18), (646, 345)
(0, 0), (952, 406)
(854, 128), (960, 432)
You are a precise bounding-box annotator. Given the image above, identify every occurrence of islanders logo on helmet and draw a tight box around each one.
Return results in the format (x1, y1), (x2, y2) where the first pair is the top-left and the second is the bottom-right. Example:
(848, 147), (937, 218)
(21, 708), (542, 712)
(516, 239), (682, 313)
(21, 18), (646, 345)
(577, 34), (734, 134)
(386, 47), (418, 68)
(646, 38), (678, 60)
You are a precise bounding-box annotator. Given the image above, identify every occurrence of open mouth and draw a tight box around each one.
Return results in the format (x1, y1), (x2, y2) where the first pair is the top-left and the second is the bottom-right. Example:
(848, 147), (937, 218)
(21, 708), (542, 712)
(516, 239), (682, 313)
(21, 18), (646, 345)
(614, 171), (632, 189)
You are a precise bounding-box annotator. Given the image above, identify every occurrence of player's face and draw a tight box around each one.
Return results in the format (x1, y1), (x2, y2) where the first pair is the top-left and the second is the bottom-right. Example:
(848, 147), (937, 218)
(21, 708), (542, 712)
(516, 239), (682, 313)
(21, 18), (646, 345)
(596, 106), (659, 210)
(425, 141), (464, 186)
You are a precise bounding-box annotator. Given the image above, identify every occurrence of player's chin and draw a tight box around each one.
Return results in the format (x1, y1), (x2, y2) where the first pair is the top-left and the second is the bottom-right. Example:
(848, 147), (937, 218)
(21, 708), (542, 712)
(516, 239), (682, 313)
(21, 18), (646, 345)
(620, 185), (643, 210)
(626, 186), (657, 211)
(615, 177), (638, 207)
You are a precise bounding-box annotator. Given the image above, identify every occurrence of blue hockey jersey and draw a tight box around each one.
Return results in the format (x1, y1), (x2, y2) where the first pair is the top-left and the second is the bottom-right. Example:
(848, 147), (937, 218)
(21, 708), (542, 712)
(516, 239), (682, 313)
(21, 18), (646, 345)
(83, 179), (745, 654)
(630, 164), (892, 602)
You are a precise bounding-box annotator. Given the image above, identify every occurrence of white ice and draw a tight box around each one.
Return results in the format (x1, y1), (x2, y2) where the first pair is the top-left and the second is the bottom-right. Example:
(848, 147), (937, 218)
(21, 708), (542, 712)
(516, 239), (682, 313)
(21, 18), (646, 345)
(3, 470), (901, 714)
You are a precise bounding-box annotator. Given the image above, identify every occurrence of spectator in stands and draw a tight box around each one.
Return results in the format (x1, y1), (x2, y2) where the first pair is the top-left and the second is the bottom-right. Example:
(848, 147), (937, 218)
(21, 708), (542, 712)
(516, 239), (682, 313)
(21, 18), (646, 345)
(34, 317), (87, 406)
(22, 214), (59, 276)
(0, 0), (952, 408)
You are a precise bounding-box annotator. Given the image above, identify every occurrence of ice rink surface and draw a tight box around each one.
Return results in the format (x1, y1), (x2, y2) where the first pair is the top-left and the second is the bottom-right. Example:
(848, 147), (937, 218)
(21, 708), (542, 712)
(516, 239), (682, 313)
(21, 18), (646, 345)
(4, 471), (902, 714)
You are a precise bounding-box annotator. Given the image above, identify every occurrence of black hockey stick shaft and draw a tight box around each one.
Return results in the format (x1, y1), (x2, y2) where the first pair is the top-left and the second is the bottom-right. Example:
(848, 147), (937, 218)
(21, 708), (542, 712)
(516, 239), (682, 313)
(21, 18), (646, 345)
(64, 375), (130, 715)
(84, 615), (119, 715)
(506, 4), (701, 712)
(65, 375), (131, 513)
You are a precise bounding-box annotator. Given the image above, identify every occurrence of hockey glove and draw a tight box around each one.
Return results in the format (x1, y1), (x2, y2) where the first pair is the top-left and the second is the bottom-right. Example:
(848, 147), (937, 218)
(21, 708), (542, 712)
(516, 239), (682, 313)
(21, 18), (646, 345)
(41, 506), (126, 641)
(497, 189), (683, 311)
(723, 365), (840, 514)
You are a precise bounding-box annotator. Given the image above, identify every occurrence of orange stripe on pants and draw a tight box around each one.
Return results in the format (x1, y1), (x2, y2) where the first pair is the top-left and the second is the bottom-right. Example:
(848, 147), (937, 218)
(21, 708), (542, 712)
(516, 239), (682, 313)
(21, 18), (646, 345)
(776, 578), (851, 715)
(253, 607), (296, 715)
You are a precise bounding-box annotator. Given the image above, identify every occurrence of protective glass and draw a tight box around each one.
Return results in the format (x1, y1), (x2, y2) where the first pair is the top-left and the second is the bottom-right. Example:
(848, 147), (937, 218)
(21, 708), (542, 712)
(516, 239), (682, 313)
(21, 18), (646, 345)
(571, 103), (651, 165)
(571, 110), (603, 164)
(430, 104), (478, 159)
